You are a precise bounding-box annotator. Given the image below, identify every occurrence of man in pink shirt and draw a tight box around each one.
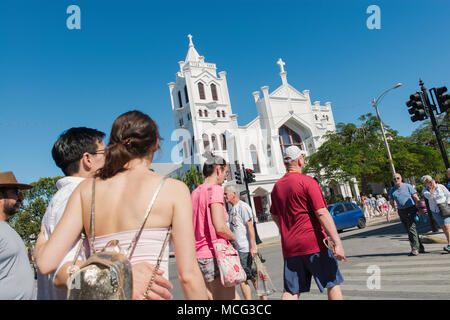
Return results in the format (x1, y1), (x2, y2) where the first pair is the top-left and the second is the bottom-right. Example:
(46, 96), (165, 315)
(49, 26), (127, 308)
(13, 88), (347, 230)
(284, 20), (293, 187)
(270, 146), (346, 300)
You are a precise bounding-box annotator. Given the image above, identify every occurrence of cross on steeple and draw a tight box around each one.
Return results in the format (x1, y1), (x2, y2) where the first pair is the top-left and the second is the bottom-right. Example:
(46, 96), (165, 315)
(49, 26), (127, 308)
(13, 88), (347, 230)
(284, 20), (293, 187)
(277, 58), (286, 73)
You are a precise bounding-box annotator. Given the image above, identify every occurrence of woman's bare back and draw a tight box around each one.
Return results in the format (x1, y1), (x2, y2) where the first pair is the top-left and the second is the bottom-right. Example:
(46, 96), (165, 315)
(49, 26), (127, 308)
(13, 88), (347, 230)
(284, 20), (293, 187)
(78, 166), (177, 238)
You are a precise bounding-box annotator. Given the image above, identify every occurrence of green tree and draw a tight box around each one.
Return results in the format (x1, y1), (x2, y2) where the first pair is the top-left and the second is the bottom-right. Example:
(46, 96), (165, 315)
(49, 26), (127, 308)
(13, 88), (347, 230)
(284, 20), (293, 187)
(304, 113), (444, 195)
(175, 166), (204, 192)
(9, 176), (62, 249)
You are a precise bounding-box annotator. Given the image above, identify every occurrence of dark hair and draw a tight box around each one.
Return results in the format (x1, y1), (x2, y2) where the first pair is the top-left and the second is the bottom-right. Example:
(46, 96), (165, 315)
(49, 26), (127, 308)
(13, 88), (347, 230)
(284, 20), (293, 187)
(96, 110), (162, 180)
(202, 152), (227, 177)
(52, 127), (105, 176)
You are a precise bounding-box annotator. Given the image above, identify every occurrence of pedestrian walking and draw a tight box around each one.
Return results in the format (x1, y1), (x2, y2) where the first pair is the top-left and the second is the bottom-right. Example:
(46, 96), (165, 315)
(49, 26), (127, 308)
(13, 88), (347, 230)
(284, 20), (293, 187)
(270, 146), (346, 300)
(224, 184), (268, 300)
(0, 171), (35, 300)
(368, 194), (377, 218)
(421, 175), (450, 253)
(37, 127), (173, 300)
(361, 196), (371, 220)
(376, 194), (386, 216)
(389, 173), (425, 256)
(191, 153), (238, 300)
(34, 110), (207, 300)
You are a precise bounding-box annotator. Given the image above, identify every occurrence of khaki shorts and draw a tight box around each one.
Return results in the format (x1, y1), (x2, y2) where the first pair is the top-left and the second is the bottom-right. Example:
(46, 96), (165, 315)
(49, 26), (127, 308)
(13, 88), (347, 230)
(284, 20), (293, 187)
(197, 258), (220, 283)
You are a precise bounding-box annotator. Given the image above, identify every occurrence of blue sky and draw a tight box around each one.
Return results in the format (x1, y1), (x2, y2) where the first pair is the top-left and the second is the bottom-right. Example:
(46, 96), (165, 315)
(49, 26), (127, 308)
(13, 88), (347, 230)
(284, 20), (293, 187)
(1, 0), (449, 184)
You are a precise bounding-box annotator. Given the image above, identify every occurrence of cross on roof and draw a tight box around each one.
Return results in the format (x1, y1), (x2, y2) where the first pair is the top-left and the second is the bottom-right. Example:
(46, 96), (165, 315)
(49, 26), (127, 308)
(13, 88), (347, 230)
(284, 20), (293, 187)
(277, 58), (286, 73)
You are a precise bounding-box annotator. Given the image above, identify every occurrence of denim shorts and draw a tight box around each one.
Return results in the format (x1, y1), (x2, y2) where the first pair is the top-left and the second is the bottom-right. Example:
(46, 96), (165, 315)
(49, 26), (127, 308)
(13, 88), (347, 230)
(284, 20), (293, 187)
(431, 210), (450, 227)
(283, 249), (344, 294)
(238, 251), (257, 280)
(197, 258), (220, 283)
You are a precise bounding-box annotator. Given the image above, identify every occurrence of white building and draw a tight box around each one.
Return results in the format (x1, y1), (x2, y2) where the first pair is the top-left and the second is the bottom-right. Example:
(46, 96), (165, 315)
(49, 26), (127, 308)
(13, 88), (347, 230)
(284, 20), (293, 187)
(158, 35), (359, 222)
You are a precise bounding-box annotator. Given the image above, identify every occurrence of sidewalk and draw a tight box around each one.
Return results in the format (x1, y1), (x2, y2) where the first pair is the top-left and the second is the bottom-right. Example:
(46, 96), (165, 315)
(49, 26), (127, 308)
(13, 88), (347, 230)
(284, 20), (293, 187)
(367, 212), (448, 244)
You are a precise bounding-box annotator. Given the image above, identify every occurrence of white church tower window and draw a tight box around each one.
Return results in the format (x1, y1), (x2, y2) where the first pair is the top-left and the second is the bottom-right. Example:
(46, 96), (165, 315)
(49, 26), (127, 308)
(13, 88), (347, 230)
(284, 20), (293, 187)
(221, 134), (227, 151)
(211, 134), (219, 151)
(211, 83), (218, 101)
(178, 91), (183, 108)
(250, 145), (260, 173)
(202, 133), (210, 151)
(184, 85), (189, 103)
(198, 82), (206, 100)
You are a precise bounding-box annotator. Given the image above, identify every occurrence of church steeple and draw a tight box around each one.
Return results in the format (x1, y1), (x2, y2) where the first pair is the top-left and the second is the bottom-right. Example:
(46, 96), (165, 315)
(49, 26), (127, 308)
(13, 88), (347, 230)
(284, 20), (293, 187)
(185, 34), (201, 62)
(277, 58), (288, 86)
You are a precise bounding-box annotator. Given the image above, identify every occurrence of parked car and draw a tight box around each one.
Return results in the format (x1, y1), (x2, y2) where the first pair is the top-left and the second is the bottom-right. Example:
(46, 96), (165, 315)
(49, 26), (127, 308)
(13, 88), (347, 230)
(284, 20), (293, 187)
(327, 202), (366, 232)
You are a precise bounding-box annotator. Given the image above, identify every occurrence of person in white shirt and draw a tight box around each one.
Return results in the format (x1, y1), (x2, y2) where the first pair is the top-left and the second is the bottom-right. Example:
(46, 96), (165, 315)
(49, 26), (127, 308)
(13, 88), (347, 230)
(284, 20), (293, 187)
(224, 185), (267, 300)
(37, 127), (173, 300)
(421, 175), (450, 253)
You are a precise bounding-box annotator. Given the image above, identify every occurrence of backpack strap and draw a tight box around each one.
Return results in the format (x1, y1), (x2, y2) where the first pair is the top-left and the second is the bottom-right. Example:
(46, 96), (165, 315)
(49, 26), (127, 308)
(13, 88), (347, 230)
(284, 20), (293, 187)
(126, 176), (169, 259)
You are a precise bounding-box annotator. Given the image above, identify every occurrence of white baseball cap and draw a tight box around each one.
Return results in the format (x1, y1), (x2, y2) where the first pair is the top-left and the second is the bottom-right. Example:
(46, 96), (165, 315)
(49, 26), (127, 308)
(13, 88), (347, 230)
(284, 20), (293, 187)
(283, 146), (306, 161)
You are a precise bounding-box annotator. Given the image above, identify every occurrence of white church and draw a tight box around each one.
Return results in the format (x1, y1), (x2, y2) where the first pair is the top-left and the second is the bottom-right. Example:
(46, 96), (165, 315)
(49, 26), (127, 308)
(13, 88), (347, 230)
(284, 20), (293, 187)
(151, 35), (360, 223)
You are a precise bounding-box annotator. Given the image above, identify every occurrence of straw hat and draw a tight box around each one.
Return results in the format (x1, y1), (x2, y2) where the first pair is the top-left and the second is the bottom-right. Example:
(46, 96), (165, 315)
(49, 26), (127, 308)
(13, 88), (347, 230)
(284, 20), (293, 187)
(0, 171), (32, 190)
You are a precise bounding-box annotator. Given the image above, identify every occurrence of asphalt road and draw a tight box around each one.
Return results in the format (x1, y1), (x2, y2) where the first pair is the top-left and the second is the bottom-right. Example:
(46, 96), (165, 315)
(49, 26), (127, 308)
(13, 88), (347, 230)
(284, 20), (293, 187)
(168, 216), (450, 300)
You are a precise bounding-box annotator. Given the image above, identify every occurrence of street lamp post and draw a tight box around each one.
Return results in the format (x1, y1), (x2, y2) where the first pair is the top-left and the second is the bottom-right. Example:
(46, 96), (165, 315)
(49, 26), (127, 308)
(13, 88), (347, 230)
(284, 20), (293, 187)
(372, 83), (402, 180)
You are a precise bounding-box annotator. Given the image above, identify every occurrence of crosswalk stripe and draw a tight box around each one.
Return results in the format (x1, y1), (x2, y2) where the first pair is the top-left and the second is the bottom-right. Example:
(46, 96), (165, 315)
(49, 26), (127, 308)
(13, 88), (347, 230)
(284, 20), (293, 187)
(340, 285), (450, 293)
(353, 260), (450, 267)
(341, 266), (450, 274)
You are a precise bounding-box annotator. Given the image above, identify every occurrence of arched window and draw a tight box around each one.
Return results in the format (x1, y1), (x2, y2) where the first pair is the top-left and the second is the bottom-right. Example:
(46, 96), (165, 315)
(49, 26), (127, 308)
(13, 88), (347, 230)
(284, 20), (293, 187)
(326, 115), (329, 121)
(211, 134), (219, 151)
(198, 82), (205, 100)
(221, 134), (227, 151)
(250, 145), (260, 173)
(184, 85), (189, 103)
(204, 110), (208, 117)
(199, 110), (203, 117)
(178, 91), (183, 108)
(315, 115), (318, 121)
(222, 110), (226, 118)
(217, 110), (221, 118)
(202, 134), (210, 151)
(279, 125), (303, 153)
(211, 83), (218, 101)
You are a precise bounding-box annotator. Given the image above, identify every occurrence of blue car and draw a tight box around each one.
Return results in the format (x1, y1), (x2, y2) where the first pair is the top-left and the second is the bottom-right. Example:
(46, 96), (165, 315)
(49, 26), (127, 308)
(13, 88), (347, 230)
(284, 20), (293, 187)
(327, 202), (366, 232)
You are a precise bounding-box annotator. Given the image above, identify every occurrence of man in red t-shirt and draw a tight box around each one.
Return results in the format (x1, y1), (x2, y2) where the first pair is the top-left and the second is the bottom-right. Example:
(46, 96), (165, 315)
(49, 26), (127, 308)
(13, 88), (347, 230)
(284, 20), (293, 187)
(270, 146), (347, 300)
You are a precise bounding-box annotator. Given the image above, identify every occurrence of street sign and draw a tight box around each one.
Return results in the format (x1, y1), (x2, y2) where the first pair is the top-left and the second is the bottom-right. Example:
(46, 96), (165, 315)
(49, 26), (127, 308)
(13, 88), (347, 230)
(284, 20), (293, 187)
(438, 125), (448, 133)
(240, 190), (248, 196)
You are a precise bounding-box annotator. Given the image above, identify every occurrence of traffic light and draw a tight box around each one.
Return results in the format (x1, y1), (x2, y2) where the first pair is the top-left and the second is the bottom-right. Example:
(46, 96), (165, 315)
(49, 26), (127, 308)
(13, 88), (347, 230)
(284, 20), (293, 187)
(406, 92), (427, 122)
(434, 86), (450, 113)
(245, 169), (256, 183)
(234, 169), (242, 184)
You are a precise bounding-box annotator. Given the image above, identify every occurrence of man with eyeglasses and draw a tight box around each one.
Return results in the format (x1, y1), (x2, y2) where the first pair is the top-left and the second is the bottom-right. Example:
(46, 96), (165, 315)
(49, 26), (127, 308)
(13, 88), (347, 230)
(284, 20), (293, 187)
(0, 171), (35, 299)
(389, 173), (425, 256)
(37, 127), (173, 300)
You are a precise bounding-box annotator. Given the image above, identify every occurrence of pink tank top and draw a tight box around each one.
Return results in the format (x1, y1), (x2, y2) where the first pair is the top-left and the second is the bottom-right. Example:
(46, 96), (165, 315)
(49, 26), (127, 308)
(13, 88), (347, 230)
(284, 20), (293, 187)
(89, 228), (170, 279)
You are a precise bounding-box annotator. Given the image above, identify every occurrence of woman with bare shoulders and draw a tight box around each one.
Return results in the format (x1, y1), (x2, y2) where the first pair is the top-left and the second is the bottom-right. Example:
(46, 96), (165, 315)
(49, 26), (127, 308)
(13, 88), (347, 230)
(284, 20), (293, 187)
(34, 110), (208, 300)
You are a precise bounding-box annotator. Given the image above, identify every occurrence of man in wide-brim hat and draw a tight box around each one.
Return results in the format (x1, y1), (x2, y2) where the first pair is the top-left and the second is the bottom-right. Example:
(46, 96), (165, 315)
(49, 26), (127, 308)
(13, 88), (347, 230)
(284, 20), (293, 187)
(0, 171), (35, 299)
(0, 171), (32, 221)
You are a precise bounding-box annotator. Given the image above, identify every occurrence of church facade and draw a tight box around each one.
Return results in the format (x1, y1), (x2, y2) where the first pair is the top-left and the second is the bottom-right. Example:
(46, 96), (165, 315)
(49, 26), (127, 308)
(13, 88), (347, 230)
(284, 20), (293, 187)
(162, 35), (359, 222)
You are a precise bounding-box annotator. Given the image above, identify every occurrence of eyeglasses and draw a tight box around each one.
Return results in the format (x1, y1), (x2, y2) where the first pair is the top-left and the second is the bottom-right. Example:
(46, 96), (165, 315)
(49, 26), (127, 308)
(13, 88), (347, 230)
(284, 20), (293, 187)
(90, 149), (106, 155)
(394, 177), (402, 180)
(1, 188), (21, 197)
